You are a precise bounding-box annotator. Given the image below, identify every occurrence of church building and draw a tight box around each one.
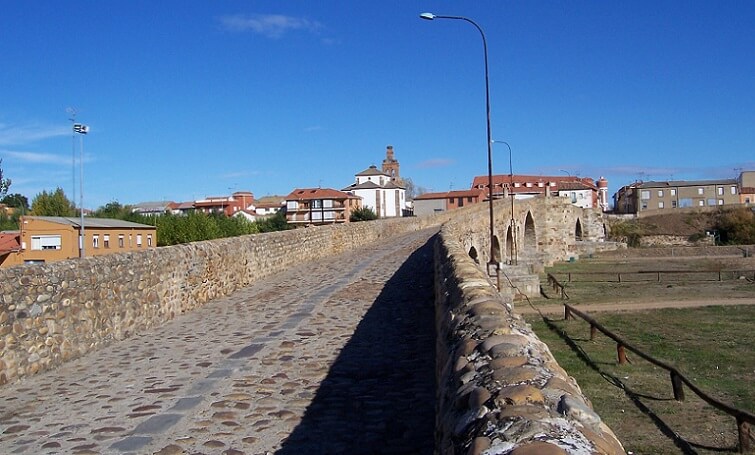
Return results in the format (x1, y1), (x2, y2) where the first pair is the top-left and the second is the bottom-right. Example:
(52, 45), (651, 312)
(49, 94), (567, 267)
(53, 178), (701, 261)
(342, 146), (407, 218)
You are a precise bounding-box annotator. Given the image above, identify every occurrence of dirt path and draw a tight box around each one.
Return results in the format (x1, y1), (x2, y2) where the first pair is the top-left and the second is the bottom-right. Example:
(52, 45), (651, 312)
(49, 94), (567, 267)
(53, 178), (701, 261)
(516, 297), (755, 315)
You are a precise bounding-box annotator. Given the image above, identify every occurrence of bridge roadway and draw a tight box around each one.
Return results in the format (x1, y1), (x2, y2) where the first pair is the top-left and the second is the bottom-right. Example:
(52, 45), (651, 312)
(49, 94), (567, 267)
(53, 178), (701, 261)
(0, 228), (439, 454)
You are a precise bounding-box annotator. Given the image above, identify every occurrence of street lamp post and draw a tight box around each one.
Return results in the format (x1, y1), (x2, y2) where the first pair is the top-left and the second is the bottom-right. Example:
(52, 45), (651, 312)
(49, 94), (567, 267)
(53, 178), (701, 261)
(420, 12), (498, 274)
(493, 140), (517, 265)
(73, 123), (89, 258)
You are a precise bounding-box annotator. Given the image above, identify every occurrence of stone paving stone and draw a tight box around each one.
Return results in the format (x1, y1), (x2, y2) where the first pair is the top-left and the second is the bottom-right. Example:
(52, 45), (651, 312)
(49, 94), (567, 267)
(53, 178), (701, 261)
(0, 228), (438, 454)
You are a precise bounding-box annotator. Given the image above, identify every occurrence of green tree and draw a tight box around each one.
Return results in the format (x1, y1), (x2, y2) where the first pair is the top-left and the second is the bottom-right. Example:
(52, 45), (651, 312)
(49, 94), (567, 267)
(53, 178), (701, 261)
(0, 159), (11, 197)
(350, 206), (378, 222)
(31, 187), (76, 216)
(715, 207), (755, 245)
(1, 193), (30, 213)
(0, 211), (20, 230)
(255, 211), (290, 232)
(93, 200), (131, 219)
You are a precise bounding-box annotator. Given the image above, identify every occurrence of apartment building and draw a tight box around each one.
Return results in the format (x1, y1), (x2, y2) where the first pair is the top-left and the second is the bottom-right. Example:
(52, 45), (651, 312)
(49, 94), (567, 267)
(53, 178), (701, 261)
(284, 188), (362, 227)
(413, 188), (486, 216)
(0, 216), (157, 268)
(470, 174), (608, 210)
(613, 179), (740, 215)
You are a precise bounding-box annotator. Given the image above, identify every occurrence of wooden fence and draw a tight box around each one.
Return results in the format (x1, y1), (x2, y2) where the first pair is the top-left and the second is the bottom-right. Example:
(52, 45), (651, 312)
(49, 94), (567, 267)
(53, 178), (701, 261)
(547, 272), (754, 452)
(553, 269), (755, 283)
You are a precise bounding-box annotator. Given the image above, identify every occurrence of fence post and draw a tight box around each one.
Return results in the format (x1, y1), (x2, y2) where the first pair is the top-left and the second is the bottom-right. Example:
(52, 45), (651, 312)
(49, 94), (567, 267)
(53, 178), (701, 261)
(590, 325), (597, 341)
(657, 271), (661, 282)
(737, 417), (751, 453)
(617, 344), (627, 364)
(670, 371), (685, 401)
(564, 305), (571, 320)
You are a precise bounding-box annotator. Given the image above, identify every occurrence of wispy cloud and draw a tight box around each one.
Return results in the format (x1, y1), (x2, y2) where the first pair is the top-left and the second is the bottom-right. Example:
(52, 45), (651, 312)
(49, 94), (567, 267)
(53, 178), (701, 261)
(0, 123), (69, 146)
(218, 14), (322, 39)
(303, 125), (322, 132)
(2, 150), (71, 166)
(417, 158), (455, 169)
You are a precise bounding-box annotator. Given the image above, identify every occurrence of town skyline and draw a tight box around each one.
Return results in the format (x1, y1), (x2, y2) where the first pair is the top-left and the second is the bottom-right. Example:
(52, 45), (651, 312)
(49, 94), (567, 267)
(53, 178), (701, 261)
(2, 2), (753, 209)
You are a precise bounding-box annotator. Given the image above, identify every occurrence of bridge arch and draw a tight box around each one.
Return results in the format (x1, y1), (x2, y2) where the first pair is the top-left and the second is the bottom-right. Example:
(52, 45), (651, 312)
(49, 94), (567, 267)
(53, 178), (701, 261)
(468, 246), (479, 264)
(491, 235), (502, 265)
(522, 210), (536, 251)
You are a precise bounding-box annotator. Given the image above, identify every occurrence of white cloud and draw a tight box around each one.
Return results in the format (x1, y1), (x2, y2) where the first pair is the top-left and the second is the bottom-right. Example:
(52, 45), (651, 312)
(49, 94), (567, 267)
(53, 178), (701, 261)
(0, 123), (69, 146)
(2, 150), (71, 166)
(219, 14), (322, 39)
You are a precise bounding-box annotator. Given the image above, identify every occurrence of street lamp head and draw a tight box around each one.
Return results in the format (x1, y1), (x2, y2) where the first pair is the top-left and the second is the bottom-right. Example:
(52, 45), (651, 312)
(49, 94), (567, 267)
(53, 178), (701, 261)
(419, 12), (436, 20)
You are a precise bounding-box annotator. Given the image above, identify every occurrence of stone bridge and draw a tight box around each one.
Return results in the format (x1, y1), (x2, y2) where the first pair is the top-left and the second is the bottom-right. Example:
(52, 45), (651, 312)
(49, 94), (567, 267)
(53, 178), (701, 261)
(0, 196), (625, 454)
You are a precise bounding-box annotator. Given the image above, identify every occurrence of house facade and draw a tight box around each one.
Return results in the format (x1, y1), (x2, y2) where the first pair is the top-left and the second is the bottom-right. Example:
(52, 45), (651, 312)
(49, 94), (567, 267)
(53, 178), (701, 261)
(131, 201), (178, 216)
(413, 188), (486, 216)
(342, 165), (406, 218)
(0, 216), (157, 268)
(470, 174), (606, 210)
(284, 188), (361, 227)
(613, 179), (741, 215)
(194, 191), (254, 217)
(739, 171), (755, 205)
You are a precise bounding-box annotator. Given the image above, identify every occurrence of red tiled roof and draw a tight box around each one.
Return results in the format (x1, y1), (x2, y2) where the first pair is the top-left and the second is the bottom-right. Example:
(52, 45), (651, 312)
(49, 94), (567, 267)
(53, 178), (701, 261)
(285, 188), (359, 201)
(0, 232), (21, 254)
(471, 174), (597, 190)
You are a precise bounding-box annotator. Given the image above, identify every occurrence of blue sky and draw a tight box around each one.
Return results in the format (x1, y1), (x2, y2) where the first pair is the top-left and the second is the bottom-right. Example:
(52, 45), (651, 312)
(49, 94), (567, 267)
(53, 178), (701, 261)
(1, 1), (753, 210)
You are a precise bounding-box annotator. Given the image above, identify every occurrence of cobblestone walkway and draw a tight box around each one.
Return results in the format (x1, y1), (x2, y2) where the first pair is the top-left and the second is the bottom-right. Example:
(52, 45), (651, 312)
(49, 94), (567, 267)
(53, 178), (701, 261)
(0, 228), (438, 454)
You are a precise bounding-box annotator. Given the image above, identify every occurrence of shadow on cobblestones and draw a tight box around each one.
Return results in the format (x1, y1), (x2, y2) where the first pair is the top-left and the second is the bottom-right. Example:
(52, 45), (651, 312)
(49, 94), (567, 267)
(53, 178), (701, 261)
(277, 236), (437, 455)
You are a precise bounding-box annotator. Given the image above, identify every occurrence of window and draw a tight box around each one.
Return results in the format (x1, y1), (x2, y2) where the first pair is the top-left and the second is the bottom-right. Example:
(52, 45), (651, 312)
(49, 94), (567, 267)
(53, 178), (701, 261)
(658, 201), (664, 209)
(467, 197), (473, 202)
(92, 235), (99, 249)
(641, 190), (650, 200)
(718, 199), (724, 205)
(641, 202), (648, 210)
(658, 190), (664, 197)
(698, 187), (704, 195)
(672, 200), (677, 208)
(698, 200), (705, 206)
(570, 192), (577, 203)
(537, 182), (544, 187)
(731, 186), (737, 195)
(147, 234), (152, 247)
(458, 197), (464, 207)
(707, 198), (716, 206)
(526, 182), (532, 188)
(31, 235), (61, 250)
(286, 201), (298, 211)
(717, 187), (723, 195)
(671, 189), (676, 196)
(312, 199), (323, 209)
(679, 198), (692, 207)
(103, 235), (110, 248)
(118, 235), (124, 248)
(136, 234), (143, 247)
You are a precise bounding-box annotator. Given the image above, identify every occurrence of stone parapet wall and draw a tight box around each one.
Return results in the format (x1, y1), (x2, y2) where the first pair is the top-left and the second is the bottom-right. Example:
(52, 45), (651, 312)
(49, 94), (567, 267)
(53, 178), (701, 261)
(434, 226), (625, 454)
(0, 214), (451, 386)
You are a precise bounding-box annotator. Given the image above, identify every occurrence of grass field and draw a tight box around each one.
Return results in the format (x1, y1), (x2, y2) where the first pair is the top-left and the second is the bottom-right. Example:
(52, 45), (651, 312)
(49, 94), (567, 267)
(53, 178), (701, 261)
(524, 255), (755, 454)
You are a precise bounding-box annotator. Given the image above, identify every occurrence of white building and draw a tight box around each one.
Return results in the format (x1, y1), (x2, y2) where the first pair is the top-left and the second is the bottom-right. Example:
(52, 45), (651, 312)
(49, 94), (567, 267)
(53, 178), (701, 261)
(342, 165), (406, 218)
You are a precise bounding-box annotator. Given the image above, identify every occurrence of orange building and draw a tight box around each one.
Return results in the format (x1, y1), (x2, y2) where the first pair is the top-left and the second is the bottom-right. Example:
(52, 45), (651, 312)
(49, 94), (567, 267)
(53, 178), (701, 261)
(0, 216), (157, 268)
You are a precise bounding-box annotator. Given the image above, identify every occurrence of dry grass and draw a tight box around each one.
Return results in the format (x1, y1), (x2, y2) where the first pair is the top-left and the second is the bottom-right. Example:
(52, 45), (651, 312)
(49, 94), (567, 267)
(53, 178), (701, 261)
(525, 254), (755, 454)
